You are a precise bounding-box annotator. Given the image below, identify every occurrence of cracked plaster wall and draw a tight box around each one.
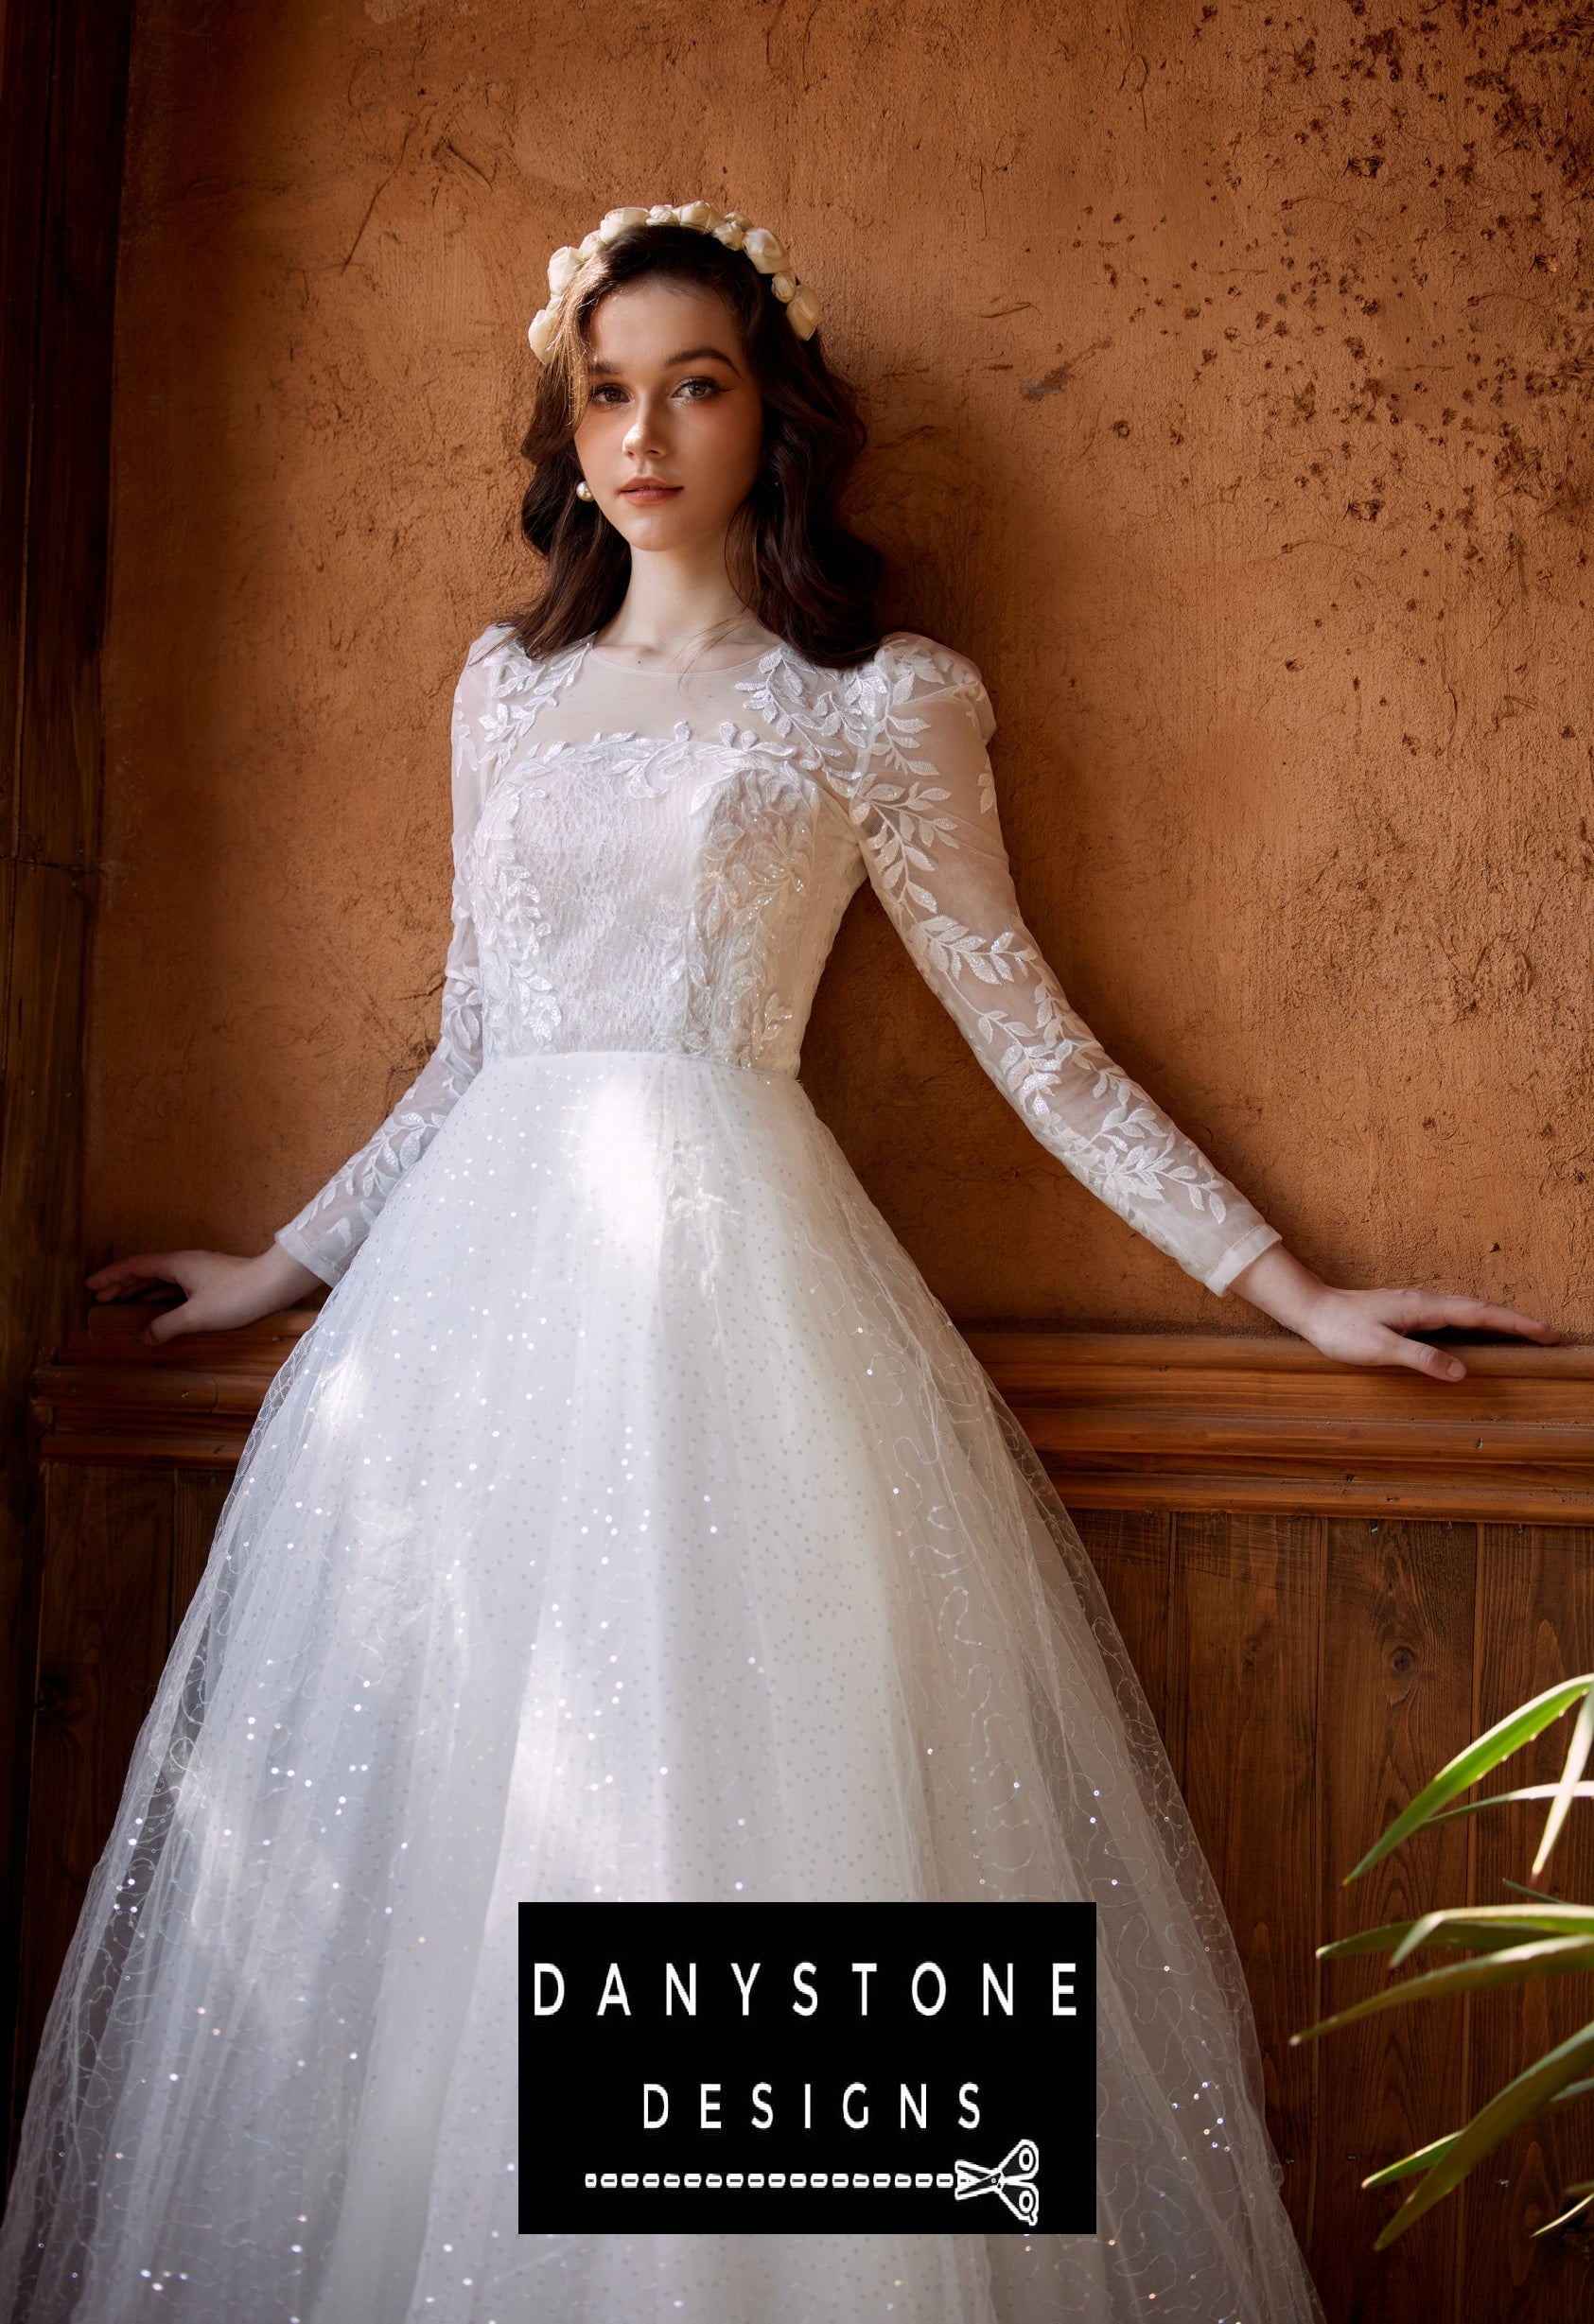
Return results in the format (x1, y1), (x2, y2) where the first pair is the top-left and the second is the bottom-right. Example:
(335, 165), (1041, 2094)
(86, 0), (1594, 1327)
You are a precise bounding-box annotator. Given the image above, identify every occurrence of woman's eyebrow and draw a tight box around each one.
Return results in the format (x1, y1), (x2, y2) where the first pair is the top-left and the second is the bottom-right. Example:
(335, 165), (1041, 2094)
(587, 345), (741, 376)
(663, 345), (740, 366)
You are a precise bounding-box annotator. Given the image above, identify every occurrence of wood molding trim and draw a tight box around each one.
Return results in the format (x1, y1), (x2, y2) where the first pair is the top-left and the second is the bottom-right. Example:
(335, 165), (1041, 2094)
(967, 1328), (1594, 1520)
(31, 1309), (318, 1471)
(31, 1309), (1594, 1522)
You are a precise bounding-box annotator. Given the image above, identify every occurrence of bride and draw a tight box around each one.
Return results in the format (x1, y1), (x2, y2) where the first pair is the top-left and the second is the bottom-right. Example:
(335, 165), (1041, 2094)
(0, 201), (1553, 2322)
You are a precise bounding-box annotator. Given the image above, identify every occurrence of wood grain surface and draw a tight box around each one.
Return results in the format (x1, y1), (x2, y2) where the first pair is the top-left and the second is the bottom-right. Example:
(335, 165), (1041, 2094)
(0, 0), (133, 2175)
(15, 1317), (1594, 2317)
(1312, 1520), (1477, 2321)
(1466, 1529), (1594, 2318)
(38, 1315), (1594, 1519)
(14, 1461), (172, 2094)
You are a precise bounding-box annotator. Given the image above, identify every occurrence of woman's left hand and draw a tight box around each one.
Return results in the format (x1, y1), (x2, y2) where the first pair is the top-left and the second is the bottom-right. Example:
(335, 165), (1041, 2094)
(1229, 1244), (1560, 1381)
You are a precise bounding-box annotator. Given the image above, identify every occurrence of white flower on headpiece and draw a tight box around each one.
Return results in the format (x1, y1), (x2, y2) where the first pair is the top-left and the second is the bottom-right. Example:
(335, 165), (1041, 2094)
(742, 226), (787, 274)
(527, 202), (822, 360)
(786, 285), (821, 340)
(547, 245), (581, 297)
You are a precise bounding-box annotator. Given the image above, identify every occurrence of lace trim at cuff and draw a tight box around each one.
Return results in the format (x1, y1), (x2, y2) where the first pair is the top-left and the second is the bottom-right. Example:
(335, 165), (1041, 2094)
(274, 1223), (348, 1291)
(1204, 1221), (1283, 1300)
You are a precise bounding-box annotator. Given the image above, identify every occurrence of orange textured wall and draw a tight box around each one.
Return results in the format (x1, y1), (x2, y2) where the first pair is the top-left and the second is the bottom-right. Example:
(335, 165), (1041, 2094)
(87, 0), (1593, 1327)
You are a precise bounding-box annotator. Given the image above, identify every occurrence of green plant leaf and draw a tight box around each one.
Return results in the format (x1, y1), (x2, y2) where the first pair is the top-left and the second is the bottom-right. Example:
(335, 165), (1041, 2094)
(1430, 1783), (1594, 1827)
(1536, 1689), (1594, 1877)
(1361, 2132), (1459, 2189)
(1502, 1876), (1571, 1903)
(1533, 2191), (1594, 2239)
(1359, 2074), (1594, 2192)
(1319, 1906), (1594, 1967)
(1344, 1675), (1594, 1885)
(1376, 2022), (1594, 2247)
(1293, 1936), (1594, 2047)
(1390, 1904), (1594, 1967)
(1319, 1919), (1426, 1961)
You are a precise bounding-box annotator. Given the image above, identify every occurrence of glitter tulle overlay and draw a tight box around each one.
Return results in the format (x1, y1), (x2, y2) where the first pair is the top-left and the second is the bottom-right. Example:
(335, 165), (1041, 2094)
(0, 634), (1322, 2321)
(0, 1057), (1318, 2322)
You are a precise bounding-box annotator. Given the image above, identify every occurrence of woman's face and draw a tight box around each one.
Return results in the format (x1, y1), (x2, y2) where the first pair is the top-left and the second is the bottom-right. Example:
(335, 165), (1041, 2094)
(571, 279), (764, 556)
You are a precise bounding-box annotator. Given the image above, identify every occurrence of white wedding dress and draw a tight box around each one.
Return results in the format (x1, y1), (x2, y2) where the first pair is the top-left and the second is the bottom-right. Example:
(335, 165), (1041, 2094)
(0, 628), (1322, 2322)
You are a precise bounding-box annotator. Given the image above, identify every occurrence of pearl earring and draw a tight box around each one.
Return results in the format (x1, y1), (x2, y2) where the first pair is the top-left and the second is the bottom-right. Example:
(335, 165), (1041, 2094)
(575, 481), (593, 501)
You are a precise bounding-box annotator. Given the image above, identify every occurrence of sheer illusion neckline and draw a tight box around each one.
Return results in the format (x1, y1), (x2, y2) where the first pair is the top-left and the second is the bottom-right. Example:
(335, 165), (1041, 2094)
(584, 639), (778, 676)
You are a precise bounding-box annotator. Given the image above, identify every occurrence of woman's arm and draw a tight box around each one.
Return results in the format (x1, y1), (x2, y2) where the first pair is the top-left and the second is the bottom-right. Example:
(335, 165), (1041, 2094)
(88, 860), (482, 1343)
(87, 1244), (324, 1346)
(843, 640), (1555, 1376)
(269, 865), (482, 1287)
(88, 875), (482, 1343)
(88, 634), (498, 1345)
(1227, 1243), (1555, 1379)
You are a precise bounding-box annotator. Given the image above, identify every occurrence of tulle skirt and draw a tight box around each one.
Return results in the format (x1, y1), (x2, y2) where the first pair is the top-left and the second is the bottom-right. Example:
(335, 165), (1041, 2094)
(0, 1051), (1322, 2322)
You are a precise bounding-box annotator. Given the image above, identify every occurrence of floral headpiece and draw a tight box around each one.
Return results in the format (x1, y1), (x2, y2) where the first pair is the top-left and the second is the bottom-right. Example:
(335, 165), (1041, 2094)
(527, 202), (821, 363)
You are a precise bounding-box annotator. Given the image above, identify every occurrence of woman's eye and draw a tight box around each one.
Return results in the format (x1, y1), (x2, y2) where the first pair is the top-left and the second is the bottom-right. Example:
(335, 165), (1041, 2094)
(675, 376), (723, 400)
(589, 385), (627, 406)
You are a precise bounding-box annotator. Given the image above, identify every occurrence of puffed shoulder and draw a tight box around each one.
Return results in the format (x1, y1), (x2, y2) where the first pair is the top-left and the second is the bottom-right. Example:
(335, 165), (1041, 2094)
(451, 623), (517, 732)
(448, 622), (520, 832)
(464, 619), (518, 669)
(874, 630), (996, 746)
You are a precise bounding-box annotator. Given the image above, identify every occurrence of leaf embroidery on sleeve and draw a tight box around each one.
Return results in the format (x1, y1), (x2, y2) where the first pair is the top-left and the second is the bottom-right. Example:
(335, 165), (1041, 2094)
(743, 635), (1260, 1280)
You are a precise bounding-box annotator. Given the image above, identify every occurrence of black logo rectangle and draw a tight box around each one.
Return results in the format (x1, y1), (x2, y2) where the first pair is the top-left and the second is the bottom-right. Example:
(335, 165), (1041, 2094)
(518, 1903), (1095, 2232)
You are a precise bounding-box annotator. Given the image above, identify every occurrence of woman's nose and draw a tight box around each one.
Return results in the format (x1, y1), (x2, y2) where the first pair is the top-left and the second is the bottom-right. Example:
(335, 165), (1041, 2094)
(622, 395), (665, 458)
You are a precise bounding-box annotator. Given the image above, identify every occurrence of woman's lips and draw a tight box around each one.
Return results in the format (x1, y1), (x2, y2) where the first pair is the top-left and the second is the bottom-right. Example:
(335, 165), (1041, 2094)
(619, 481), (682, 502)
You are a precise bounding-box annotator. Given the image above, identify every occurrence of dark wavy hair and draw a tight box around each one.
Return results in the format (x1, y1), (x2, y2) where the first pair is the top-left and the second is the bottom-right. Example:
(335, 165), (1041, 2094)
(512, 222), (882, 668)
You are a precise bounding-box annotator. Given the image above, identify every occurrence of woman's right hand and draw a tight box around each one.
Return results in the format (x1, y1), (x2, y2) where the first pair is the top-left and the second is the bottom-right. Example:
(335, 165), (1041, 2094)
(85, 1245), (324, 1347)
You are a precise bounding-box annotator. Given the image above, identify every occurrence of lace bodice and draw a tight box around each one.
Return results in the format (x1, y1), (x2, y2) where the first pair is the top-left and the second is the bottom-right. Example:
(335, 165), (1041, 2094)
(276, 627), (1280, 1297)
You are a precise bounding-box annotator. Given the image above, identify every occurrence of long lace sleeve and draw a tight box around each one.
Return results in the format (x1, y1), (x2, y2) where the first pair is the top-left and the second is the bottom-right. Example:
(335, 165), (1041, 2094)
(834, 638), (1281, 1297)
(273, 638), (495, 1288)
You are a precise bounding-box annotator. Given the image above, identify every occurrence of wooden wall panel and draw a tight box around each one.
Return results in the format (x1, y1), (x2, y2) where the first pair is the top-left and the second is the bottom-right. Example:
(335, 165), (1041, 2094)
(1311, 1521), (1478, 2322)
(0, 863), (92, 2141)
(0, 0), (134, 2158)
(170, 1471), (232, 1634)
(1070, 1507), (1172, 1729)
(14, 1323), (1594, 2319)
(0, 865), (94, 1377)
(13, 1461), (172, 2088)
(0, 0), (55, 839)
(8, 1464), (226, 2151)
(1467, 1528), (1594, 2318)
(1164, 1511), (1322, 2243)
(14, 0), (129, 874)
